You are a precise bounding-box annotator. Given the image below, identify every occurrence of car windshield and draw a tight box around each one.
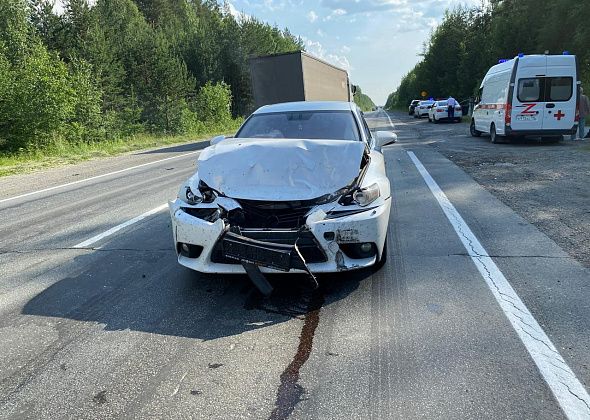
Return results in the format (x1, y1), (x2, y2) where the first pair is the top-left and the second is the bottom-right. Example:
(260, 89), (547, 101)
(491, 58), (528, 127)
(437, 101), (448, 106)
(236, 110), (361, 141)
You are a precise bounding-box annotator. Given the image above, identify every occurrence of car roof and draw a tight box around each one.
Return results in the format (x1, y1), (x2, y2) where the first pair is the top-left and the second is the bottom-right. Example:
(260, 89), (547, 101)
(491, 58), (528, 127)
(253, 101), (355, 114)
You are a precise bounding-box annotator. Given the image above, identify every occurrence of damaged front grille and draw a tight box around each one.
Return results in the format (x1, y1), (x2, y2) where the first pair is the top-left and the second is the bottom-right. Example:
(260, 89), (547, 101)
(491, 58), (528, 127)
(229, 199), (315, 229)
(211, 230), (327, 265)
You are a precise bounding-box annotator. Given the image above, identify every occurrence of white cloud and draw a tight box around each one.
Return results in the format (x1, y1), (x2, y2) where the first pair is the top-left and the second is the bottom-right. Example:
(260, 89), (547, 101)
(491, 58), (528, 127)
(307, 10), (318, 23)
(302, 37), (352, 72)
(324, 8), (347, 21)
(226, 1), (252, 21)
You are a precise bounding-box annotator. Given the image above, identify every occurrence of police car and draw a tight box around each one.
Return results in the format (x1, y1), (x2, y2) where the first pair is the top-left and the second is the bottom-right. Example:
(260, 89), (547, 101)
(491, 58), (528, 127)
(414, 100), (435, 118)
(471, 53), (579, 143)
(428, 100), (462, 123)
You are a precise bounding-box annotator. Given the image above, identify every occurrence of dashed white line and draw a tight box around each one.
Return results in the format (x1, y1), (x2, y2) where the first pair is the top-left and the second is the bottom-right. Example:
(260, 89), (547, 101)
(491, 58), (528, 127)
(407, 150), (590, 420)
(0, 151), (200, 205)
(73, 203), (168, 249)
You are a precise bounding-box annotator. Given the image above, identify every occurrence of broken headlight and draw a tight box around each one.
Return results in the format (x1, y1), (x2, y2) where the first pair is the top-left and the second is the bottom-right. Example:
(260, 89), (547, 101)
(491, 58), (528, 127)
(352, 183), (380, 207)
(184, 186), (202, 205)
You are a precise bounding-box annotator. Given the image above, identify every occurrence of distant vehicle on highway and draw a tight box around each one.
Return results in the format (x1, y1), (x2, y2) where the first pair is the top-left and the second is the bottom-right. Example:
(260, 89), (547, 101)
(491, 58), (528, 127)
(471, 54), (578, 143)
(414, 100), (435, 118)
(428, 100), (462, 123)
(169, 101), (395, 293)
(408, 99), (420, 115)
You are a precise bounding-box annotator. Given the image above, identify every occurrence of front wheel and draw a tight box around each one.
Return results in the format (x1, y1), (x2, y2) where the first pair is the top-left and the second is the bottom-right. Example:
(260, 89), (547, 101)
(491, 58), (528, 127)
(373, 239), (388, 272)
(470, 119), (481, 137)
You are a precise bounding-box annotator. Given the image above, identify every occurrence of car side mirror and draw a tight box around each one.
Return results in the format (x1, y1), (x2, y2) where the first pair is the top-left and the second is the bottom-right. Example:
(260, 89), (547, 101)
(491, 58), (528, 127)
(374, 131), (397, 150)
(210, 135), (225, 146)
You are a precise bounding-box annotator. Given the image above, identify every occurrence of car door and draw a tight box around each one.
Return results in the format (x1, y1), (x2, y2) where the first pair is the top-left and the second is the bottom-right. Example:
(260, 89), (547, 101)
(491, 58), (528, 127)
(512, 56), (546, 132)
(542, 76), (575, 131)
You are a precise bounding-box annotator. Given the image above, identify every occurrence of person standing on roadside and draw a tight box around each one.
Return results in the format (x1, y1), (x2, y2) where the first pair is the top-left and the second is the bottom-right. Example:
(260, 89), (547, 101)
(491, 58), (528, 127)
(572, 87), (590, 140)
(447, 96), (458, 119)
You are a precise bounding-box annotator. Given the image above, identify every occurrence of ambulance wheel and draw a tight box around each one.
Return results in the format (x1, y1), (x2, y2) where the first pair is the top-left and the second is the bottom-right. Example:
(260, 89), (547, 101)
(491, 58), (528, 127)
(490, 124), (498, 143)
(470, 119), (481, 137)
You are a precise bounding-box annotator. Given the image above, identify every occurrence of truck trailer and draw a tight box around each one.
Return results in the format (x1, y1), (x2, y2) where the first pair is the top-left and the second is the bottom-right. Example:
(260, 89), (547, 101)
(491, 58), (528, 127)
(249, 51), (354, 109)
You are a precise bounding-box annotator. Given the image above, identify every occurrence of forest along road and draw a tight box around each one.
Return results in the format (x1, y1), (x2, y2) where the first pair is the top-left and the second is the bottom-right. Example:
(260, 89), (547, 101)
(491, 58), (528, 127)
(0, 111), (589, 419)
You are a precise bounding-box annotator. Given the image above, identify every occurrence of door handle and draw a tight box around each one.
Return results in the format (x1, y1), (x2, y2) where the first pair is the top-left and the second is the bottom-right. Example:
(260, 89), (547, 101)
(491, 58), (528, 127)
(546, 103), (555, 108)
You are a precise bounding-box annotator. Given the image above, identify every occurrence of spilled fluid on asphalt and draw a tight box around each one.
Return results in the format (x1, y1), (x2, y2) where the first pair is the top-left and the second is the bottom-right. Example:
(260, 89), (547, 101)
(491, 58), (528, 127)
(268, 287), (325, 420)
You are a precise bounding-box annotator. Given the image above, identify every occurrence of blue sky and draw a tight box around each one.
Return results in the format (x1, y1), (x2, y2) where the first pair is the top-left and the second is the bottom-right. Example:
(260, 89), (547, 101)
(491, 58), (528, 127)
(227, 0), (481, 104)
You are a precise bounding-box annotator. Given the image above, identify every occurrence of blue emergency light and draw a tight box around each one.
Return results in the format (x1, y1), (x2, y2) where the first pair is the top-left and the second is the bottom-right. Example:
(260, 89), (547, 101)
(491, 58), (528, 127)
(518, 53), (524, 58)
(563, 51), (570, 55)
(498, 59), (508, 63)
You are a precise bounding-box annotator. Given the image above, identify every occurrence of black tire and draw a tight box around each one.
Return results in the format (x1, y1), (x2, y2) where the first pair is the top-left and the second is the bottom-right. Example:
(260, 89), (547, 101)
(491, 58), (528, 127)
(490, 124), (499, 143)
(433, 117), (439, 124)
(470, 119), (481, 137)
(373, 239), (388, 272)
(428, 115), (432, 122)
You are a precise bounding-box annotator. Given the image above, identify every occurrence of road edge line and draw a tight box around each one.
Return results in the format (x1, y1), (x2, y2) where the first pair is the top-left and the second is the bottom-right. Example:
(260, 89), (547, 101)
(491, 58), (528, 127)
(0, 151), (199, 205)
(407, 150), (590, 419)
(73, 203), (168, 249)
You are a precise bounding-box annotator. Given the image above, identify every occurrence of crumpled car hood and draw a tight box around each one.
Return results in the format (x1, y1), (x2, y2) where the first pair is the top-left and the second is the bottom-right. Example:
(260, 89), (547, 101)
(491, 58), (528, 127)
(197, 137), (365, 201)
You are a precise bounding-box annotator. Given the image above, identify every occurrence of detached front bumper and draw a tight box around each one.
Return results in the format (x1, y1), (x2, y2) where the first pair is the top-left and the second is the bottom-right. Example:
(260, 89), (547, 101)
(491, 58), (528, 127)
(169, 198), (391, 274)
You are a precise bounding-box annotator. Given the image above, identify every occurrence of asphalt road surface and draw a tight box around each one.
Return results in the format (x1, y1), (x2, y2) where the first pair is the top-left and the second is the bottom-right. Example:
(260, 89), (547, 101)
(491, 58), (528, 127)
(1, 111), (589, 419)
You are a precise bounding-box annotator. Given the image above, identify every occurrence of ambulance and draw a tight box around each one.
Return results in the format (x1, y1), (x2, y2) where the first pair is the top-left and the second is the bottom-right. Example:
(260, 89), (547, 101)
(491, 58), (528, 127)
(471, 54), (579, 143)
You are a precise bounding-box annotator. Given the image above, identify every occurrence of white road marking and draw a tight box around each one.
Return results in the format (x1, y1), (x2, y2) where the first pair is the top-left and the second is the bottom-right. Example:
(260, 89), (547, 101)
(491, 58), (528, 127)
(382, 110), (395, 129)
(73, 203), (168, 248)
(407, 150), (590, 420)
(0, 151), (200, 205)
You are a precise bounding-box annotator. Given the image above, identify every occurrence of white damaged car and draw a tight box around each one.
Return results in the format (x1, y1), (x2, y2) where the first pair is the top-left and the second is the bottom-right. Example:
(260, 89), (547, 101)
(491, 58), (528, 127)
(169, 101), (395, 286)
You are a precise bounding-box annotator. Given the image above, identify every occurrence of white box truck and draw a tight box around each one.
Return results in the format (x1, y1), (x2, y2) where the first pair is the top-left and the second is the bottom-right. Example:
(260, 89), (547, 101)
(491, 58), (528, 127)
(470, 54), (579, 143)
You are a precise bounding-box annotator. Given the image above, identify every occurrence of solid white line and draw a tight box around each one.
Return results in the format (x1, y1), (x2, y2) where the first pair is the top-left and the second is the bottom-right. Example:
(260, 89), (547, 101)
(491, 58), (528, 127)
(0, 151), (199, 205)
(383, 111), (395, 129)
(73, 203), (168, 248)
(407, 150), (590, 420)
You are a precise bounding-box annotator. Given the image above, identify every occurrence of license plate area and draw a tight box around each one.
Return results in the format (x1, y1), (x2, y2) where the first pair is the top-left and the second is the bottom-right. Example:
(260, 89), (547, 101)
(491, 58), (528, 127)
(222, 232), (294, 271)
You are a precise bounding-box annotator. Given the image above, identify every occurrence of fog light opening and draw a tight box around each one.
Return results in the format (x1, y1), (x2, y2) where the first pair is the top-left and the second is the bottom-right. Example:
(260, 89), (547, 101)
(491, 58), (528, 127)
(178, 242), (204, 258)
(360, 243), (372, 253)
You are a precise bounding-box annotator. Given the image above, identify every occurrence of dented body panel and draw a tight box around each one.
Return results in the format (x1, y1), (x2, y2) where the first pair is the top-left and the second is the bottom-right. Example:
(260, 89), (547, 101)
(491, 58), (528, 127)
(198, 138), (365, 201)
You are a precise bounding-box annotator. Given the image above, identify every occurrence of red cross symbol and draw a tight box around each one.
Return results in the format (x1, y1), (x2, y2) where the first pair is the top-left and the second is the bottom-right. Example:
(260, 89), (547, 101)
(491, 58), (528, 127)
(554, 110), (565, 120)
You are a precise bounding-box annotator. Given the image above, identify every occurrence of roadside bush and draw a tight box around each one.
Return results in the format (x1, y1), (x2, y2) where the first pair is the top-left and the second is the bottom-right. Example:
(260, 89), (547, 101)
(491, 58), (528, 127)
(194, 82), (232, 123)
(5, 44), (75, 150)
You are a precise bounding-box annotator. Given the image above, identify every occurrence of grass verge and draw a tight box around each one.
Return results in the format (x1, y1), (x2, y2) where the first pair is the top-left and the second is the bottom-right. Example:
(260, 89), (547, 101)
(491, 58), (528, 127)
(0, 120), (242, 177)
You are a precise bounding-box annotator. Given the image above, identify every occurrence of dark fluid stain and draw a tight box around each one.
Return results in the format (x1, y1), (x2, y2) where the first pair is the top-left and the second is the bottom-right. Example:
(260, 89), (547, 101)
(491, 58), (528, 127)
(190, 390), (202, 396)
(326, 351), (339, 357)
(426, 303), (443, 315)
(244, 280), (312, 319)
(93, 390), (107, 405)
(268, 288), (325, 420)
(208, 363), (224, 369)
(60, 363), (67, 371)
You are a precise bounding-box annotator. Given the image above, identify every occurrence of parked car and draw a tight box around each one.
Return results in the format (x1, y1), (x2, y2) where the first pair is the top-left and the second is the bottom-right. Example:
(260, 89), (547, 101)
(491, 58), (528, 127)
(414, 100), (435, 118)
(408, 99), (420, 115)
(169, 101), (395, 290)
(428, 100), (462, 123)
(471, 54), (578, 143)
